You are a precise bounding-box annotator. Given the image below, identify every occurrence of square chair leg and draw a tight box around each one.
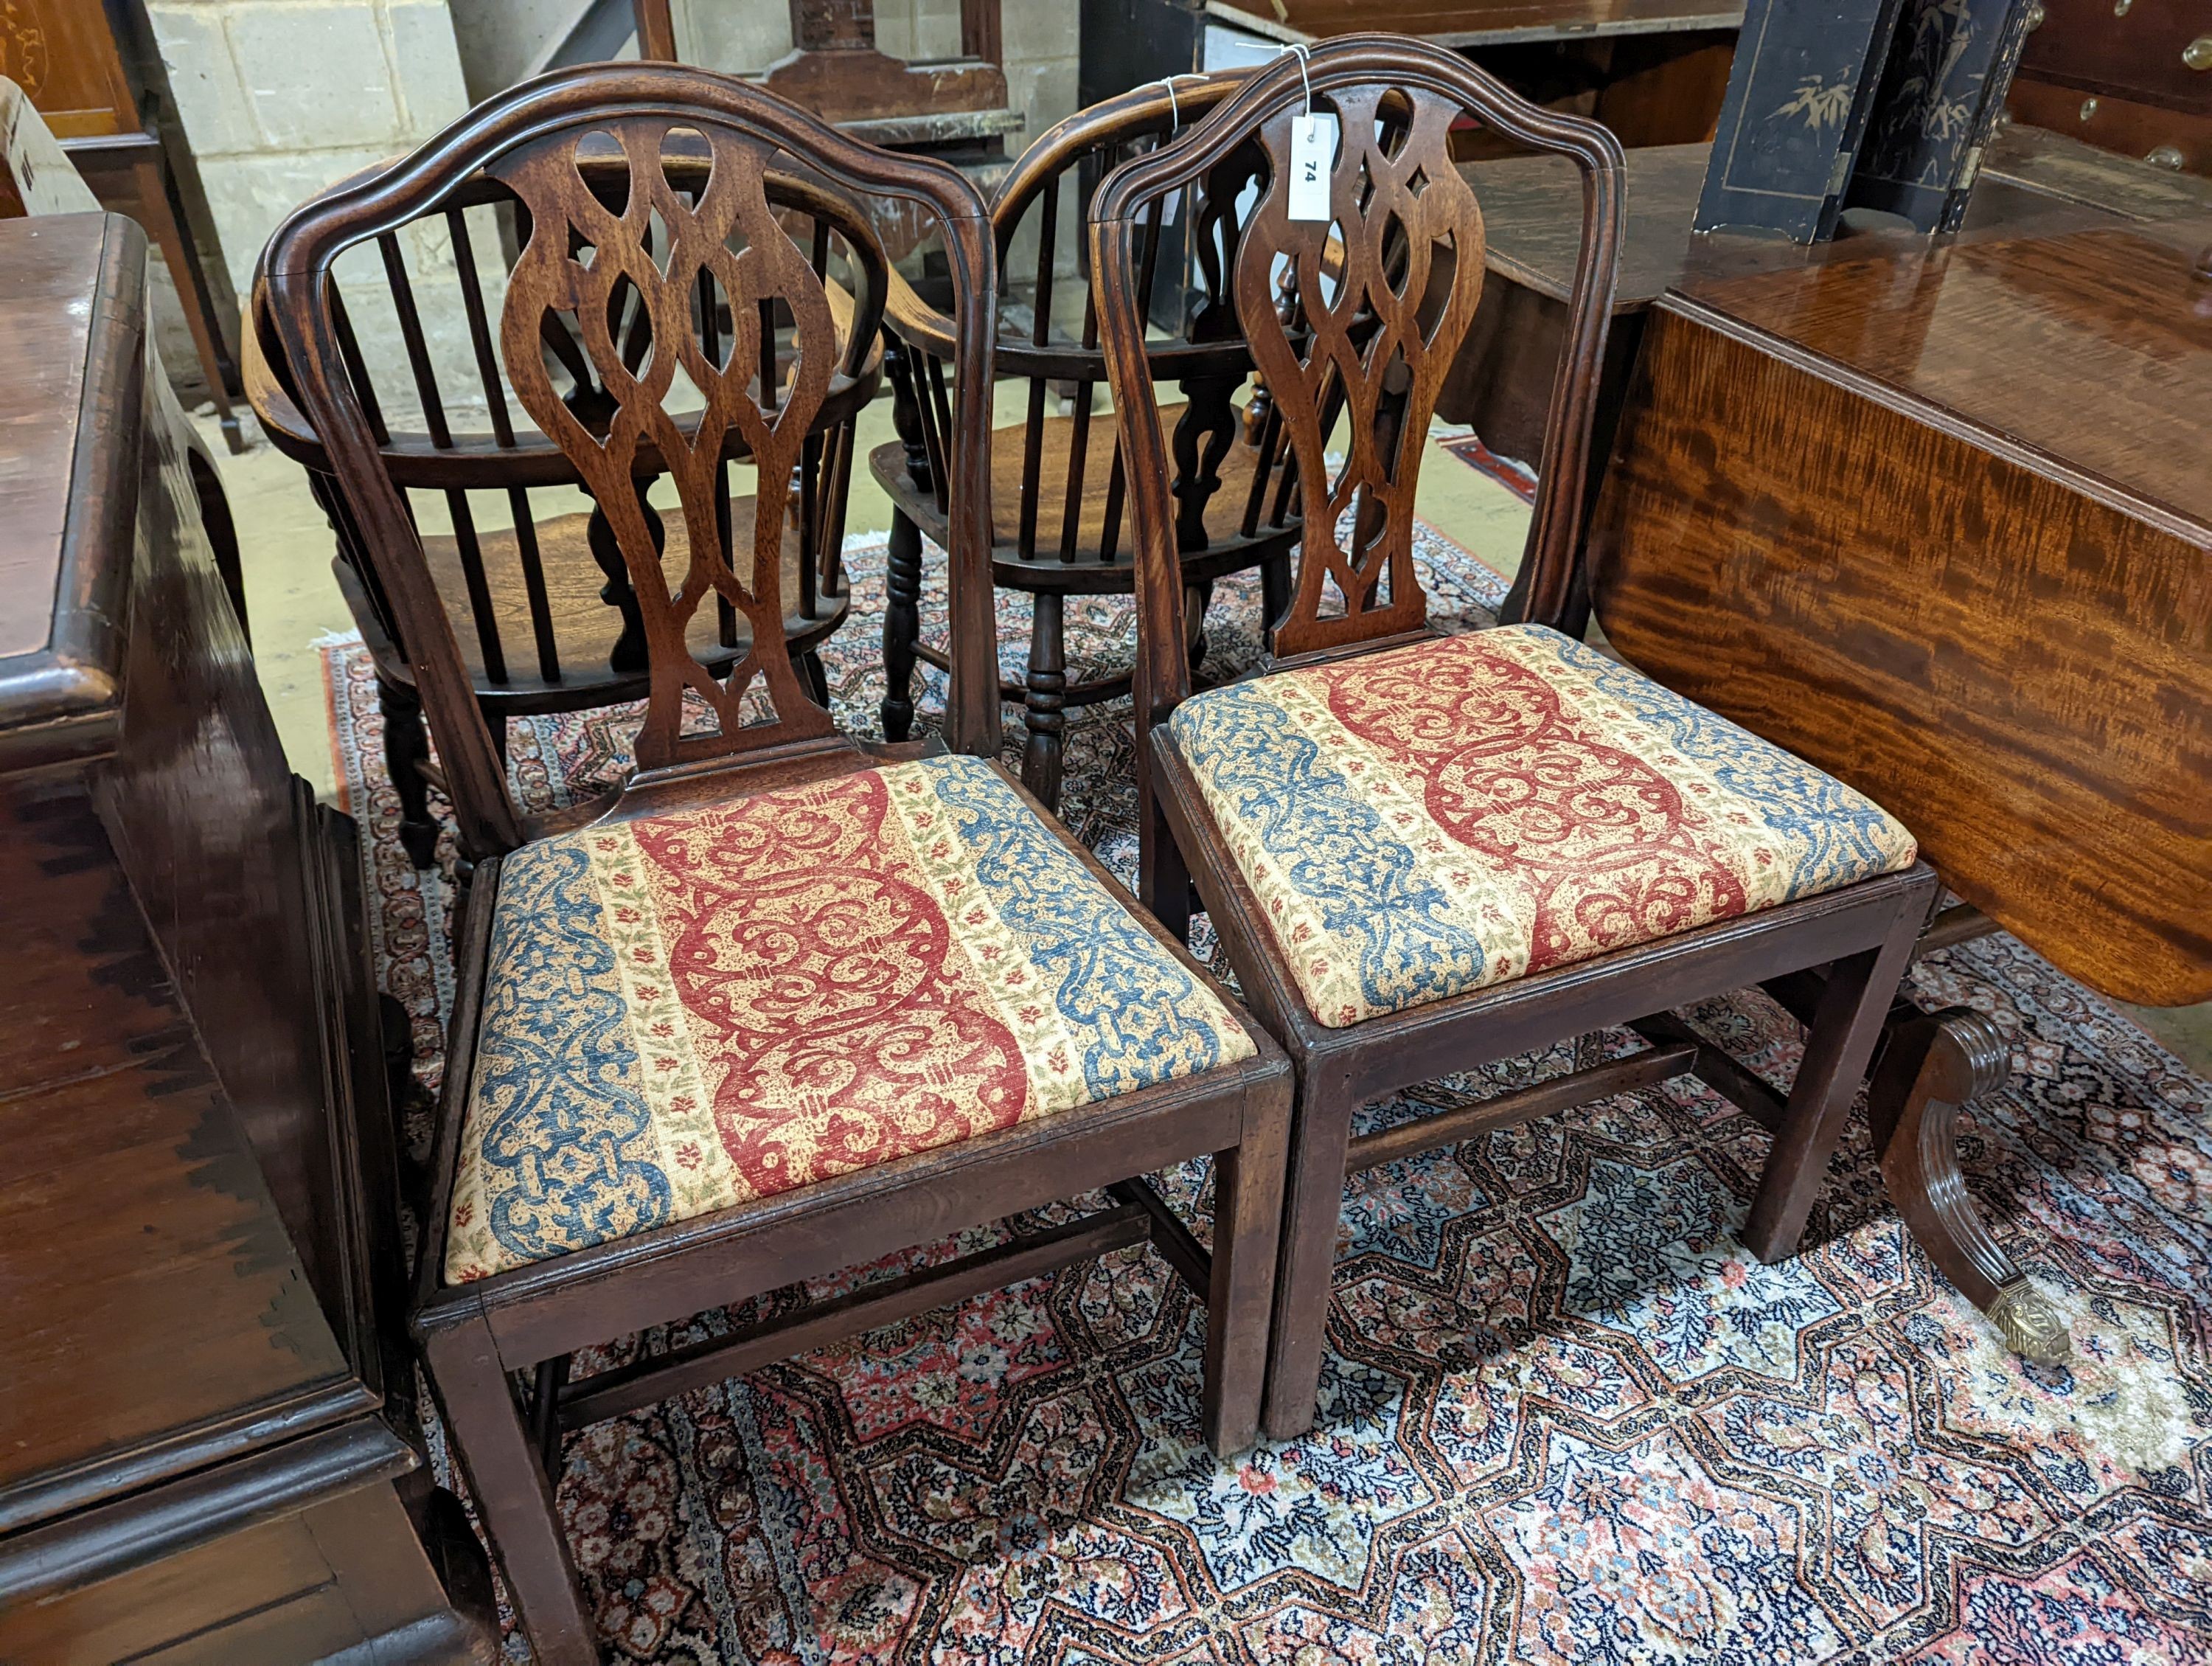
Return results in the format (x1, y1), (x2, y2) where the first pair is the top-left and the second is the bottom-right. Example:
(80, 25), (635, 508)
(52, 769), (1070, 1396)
(1203, 1072), (1291, 1453)
(421, 1313), (599, 1666)
(1743, 900), (1926, 1262)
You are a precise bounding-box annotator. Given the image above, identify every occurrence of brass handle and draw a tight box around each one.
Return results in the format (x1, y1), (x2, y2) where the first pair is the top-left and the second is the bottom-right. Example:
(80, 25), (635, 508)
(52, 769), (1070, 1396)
(2183, 34), (2212, 70)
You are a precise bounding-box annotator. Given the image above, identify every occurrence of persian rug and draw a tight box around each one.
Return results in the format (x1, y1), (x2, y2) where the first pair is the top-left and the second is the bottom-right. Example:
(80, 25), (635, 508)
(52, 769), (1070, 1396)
(324, 524), (2212, 1666)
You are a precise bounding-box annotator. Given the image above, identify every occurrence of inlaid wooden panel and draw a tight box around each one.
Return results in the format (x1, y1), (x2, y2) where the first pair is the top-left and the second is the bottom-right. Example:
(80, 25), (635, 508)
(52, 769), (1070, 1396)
(1586, 299), (2212, 1006)
(0, 1), (137, 139)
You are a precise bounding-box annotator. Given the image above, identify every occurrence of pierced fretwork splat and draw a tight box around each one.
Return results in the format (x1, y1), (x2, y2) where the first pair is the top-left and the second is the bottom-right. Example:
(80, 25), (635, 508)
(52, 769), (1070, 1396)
(1236, 87), (1485, 659)
(494, 119), (846, 769)
(1171, 140), (1267, 558)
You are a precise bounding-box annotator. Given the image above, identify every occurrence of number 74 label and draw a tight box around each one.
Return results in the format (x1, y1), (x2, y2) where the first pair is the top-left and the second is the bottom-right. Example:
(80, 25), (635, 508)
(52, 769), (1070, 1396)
(1287, 113), (1338, 222)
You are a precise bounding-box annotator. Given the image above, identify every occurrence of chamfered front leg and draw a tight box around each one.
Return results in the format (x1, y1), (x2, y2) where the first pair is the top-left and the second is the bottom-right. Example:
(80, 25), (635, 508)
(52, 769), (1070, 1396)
(1261, 1067), (1355, 1443)
(1138, 775), (1192, 947)
(1743, 889), (1924, 1261)
(1203, 1066), (1291, 1455)
(420, 1314), (601, 1666)
(1871, 1004), (2072, 1364)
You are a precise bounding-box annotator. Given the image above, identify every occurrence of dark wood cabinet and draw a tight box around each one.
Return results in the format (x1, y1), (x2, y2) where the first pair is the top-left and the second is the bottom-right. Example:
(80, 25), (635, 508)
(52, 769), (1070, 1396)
(2020, 0), (2210, 113)
(0, 212), (488, 1665)
(2011, 0), (2212, 176)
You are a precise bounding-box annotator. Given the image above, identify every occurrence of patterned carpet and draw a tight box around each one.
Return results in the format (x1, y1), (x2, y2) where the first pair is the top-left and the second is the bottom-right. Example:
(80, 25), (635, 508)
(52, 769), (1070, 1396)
(324, 527), (2212, 1666)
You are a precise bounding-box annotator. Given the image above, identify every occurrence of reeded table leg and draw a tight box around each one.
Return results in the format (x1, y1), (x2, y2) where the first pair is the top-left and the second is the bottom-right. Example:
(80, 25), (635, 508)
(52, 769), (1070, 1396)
(1869, 1004), (2071, 1364)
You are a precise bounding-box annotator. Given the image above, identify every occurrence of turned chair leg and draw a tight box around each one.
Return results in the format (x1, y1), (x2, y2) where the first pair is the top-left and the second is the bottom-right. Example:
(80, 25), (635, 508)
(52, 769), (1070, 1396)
(1260, 1072), (1357, 1442)
(1021, 594), (1068, 810)
(420, 1316), (599, 1666)
(880, 510), (924, 741)
(1743, 900), (1926, 1262)
(379, 676), (440, 868)
(1202, 1072), (1290, 1455)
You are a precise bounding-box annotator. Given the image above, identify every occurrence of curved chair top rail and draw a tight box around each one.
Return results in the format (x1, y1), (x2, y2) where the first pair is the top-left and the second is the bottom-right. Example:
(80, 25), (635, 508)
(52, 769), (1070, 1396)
(990, 68), (1251, 252)
(262, 61), (1000, 859)
(246, 150), (886, 489)
(883, 68), (1256, 383)
(1089, 34), (1624, 730)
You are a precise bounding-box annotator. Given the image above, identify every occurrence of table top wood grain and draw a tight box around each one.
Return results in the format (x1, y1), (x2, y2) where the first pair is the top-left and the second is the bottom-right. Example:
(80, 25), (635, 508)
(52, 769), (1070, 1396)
(0, 215), (105, 660)
(1455, 128), (2212, 312)
(1585, 209), (2212, 1006)
(1675, 220), (2212, 536)
(0, 212), (369, 1536)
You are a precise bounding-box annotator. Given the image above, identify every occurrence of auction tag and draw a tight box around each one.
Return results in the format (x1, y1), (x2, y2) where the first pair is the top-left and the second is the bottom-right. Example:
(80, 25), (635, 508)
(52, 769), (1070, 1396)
(1287, 113), (1337, 222)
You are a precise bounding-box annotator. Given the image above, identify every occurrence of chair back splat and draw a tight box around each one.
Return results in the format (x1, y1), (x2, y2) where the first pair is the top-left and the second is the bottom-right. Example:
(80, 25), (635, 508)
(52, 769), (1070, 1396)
(874, 69), (1335, 808)
(259, 64), (1001, 858)
(1089, 35), (1624, 737)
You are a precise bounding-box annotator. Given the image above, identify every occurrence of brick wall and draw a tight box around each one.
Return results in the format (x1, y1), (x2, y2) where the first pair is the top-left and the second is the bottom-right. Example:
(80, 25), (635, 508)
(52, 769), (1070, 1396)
(145, 0), (483, 409)
(147, 0), (471, 292)
(145, 0), (1081, 409)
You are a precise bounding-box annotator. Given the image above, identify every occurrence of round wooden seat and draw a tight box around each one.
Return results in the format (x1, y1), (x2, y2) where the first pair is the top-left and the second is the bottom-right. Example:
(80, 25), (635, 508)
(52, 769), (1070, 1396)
(872, 400), (1295, 591)
(386, 502), (849, 711)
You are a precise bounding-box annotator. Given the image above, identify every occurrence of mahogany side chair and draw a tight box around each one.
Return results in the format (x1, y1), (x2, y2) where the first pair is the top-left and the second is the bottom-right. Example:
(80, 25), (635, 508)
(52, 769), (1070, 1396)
(874, 69), (1318, 810)
(261, 63), (1292, 1665)
(246, 140), (879, 869)
(1091, 36), (1941, 1441)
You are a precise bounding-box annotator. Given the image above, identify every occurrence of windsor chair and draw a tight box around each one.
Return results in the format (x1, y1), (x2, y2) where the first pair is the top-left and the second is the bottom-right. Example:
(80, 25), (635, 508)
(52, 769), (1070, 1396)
(246, 138), (877, 868)
(1091, 35), (1938, 1439)
(875, 69), (1322, 809)
(262, 63), (1292, 1665)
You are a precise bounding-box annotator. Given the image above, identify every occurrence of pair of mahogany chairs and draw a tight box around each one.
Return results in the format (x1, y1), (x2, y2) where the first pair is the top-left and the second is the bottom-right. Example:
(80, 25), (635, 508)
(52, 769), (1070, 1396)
(257, 37), (1934, 1662)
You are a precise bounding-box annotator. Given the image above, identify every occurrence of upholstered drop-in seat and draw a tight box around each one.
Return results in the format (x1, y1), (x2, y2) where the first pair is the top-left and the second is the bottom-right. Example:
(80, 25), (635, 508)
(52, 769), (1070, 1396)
(1168, 624), (1920, 1029)
(445, 754), (1256, 1283)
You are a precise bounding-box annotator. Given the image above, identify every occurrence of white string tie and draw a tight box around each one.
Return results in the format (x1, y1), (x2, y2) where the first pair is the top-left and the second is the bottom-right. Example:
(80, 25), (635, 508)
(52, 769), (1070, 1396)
(1280, 43), (1314, 115)
(1151, 72), (1204, 133)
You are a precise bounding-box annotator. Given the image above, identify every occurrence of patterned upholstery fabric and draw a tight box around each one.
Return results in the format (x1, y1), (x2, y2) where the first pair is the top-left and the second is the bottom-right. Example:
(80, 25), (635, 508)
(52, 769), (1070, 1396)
(445, 755), (1255, 1283)
(1168, 624), (1918, 1030)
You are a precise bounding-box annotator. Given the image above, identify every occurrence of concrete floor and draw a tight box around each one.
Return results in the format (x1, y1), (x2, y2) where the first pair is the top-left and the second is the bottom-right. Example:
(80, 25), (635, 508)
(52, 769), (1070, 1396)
(191, 400), (2212, 1078)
